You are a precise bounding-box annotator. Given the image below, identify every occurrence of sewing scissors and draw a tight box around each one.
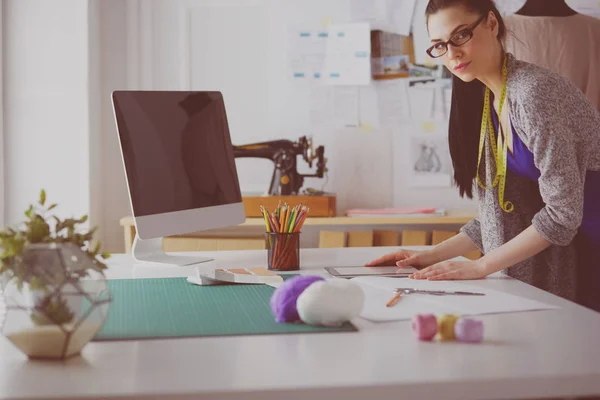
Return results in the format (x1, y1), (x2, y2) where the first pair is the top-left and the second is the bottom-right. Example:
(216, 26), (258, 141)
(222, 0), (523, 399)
(393, 288), (485, 296)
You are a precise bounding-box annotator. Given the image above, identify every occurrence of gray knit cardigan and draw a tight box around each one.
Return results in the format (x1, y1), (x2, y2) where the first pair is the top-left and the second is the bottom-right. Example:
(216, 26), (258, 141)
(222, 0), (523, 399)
(460, 53), (600, 301)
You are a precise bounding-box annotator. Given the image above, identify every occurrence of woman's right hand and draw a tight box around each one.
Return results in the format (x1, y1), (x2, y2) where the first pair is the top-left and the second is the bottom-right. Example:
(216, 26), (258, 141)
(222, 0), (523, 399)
(364, 249), (438, 270)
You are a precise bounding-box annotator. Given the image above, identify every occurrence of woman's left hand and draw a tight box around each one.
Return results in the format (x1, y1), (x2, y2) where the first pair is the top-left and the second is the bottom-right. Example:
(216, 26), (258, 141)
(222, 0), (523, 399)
(409, 259), (488, 280)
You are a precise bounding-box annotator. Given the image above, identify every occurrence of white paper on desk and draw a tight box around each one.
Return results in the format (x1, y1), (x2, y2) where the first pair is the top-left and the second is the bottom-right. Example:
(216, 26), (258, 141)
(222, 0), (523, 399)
(352, 276), (559, 322)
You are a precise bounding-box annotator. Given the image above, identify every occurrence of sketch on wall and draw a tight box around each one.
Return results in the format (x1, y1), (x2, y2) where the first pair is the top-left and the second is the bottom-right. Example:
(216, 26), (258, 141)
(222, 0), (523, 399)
(409, 135), (452, 187)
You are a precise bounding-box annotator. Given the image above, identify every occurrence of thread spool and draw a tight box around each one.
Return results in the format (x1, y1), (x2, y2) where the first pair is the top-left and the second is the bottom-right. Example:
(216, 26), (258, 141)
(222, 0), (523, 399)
(437, 314), (460, 341)
(411, 314), (438, 341)
(454, 317), (484, 343)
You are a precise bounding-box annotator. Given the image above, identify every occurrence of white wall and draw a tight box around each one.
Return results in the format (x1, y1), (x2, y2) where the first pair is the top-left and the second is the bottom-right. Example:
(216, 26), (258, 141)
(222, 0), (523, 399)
(0, 2), (4, 227)
(94, 0), (478, 252)
(3, 0), (596, 252)
(97, 0), (139, 253)
(3, 0), (91, 226)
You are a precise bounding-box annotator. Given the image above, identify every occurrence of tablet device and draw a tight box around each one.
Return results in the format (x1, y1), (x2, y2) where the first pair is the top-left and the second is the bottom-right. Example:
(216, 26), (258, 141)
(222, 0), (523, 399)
(324, 266), (417, 278)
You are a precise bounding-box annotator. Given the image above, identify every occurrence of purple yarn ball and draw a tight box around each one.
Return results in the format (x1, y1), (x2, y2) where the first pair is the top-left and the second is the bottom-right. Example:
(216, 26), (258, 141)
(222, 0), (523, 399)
(270, 275), (325, 323)
(454, 318), (484, 343)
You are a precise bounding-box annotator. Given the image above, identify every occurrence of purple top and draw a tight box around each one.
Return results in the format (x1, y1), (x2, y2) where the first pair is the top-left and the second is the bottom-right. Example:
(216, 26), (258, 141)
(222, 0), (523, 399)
(491, 108), (600, 241)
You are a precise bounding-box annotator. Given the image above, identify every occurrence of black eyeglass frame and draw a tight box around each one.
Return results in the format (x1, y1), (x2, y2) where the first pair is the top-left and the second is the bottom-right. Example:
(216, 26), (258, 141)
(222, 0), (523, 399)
(426, 15), (487, 58)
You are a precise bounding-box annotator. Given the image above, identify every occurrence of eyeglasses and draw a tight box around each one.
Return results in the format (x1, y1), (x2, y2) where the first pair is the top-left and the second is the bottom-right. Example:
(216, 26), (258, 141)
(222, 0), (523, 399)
(426, 15), (486, 58)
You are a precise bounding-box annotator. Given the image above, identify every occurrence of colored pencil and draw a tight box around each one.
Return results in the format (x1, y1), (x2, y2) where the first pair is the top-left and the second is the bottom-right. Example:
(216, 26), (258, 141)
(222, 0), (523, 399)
(260, 202), (310, 270)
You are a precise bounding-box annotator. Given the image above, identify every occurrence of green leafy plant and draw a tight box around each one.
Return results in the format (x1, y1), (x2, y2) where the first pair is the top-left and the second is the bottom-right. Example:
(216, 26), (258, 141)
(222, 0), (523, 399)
(0, 189), (110, 325)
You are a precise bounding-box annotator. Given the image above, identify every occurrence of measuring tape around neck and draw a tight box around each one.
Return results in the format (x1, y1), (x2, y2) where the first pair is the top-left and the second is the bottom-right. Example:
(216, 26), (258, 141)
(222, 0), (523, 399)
(475, 55), (514, 213)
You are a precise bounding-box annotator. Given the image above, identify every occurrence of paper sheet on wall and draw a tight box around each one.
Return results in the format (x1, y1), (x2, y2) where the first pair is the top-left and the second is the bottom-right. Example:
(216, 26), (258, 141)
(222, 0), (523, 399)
(407, 79), (435, 120)
(350, 0), (377, 22)
(352, 276), (559, 322)
(310, 85), (335, 127)
(310, 86), (360, 128)
(411, 0), (440, 66)
(409, 134), (452, 187)
(351, 0), (417, 36)
(323, 23), (371, 85)
(389, 0), (417, 36)
(408, 78), (452, 121)
(288, 28), (327, 80)
(375, 79), (410, 130)
(334, 87), (360, 127)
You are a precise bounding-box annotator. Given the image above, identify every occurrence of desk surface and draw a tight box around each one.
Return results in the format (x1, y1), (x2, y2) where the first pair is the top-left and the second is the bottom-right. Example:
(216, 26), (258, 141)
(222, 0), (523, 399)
(1, 247), (599, 400)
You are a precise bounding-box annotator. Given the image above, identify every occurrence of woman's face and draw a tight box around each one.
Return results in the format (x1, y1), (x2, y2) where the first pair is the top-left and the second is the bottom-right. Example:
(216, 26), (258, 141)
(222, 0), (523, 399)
(427, 6), (499, 82)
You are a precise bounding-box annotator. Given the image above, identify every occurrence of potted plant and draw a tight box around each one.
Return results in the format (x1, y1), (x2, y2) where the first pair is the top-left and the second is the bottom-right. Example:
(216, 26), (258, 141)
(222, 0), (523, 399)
(0, 190), (111, 359)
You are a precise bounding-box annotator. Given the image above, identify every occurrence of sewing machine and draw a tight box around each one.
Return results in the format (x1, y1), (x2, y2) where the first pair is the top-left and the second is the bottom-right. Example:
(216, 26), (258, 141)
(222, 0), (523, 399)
(233, 136), (327, 196)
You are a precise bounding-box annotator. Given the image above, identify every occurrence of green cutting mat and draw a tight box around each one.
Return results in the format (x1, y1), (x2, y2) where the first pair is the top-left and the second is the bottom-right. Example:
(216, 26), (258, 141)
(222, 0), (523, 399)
(93, 277), (357, 340)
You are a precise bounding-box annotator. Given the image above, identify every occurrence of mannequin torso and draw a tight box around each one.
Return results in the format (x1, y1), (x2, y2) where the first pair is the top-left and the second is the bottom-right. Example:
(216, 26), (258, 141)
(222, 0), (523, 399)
(515, 0), (577, 17)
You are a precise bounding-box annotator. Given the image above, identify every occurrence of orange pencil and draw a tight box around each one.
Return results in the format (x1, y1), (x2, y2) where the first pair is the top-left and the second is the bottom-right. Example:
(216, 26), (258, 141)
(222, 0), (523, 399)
(282, 205), (290, 233)
(386, 292), (402, 307)
(293, 213), (308, 232)
(270, 212), (280, 232)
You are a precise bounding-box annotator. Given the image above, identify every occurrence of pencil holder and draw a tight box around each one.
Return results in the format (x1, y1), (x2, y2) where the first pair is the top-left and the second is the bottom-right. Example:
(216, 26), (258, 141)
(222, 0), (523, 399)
(266, 232), (300, 271)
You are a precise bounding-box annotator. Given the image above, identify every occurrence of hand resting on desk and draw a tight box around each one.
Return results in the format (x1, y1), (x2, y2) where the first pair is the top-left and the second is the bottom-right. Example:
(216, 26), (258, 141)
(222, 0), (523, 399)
(365, 249), (487, 281)
(364, 249), (436, 270)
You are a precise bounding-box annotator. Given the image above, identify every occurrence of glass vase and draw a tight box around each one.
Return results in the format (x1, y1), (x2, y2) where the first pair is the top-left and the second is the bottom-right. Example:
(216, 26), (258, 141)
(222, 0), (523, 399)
(0, 243), (111, 360)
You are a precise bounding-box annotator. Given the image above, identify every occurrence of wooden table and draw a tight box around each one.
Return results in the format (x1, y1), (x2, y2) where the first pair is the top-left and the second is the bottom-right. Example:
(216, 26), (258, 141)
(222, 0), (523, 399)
(1, 246), (599, 400)
(119, 210), (478, 252)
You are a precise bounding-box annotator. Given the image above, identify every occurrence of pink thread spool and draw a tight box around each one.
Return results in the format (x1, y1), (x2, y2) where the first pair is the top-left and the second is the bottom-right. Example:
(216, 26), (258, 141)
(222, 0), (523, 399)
(454, 317), (484, 343)
(411, 314), (438, 341)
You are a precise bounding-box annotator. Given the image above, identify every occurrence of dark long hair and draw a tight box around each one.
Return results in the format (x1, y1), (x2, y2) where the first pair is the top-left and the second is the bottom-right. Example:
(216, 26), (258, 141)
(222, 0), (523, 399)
(425, 0), (506, 198)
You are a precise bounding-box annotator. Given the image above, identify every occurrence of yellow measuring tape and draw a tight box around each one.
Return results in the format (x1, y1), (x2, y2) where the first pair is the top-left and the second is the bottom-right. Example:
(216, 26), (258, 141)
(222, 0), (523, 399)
(475, 56), (514, 213)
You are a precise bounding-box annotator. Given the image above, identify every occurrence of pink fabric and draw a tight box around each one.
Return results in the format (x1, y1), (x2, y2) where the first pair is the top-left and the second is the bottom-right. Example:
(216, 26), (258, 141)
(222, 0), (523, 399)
(347, 207), (437, 216)
(505, 13), (600, 111)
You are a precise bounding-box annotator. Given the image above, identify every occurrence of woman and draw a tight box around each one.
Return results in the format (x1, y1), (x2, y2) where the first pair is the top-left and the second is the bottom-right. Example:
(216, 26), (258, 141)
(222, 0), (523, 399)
(366, 0), (600, 311)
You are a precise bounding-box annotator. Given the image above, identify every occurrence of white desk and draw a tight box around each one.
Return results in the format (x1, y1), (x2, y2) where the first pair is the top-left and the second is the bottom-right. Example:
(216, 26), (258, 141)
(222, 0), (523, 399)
(1, 247), (600, 400)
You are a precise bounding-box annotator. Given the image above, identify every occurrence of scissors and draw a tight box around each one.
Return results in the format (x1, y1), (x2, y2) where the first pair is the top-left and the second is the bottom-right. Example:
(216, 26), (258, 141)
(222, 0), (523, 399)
(394, 288), (485, 296)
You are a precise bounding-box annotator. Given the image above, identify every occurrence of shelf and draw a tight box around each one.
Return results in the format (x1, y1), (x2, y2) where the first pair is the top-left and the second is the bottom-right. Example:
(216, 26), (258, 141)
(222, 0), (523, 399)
(120, 210), (477, 228)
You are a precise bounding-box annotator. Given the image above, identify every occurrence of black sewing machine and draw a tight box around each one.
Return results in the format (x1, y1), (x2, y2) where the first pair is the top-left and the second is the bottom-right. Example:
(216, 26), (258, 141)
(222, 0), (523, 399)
(233, 136), (327, 195)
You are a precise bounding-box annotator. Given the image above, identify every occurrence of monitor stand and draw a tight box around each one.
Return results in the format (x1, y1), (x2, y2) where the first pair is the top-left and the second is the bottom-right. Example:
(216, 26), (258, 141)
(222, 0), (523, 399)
(132, 234), (213, 266)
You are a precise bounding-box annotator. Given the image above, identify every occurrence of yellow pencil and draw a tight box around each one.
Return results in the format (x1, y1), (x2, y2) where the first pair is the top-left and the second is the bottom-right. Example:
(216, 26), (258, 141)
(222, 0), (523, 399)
(260, 206), (271, 232)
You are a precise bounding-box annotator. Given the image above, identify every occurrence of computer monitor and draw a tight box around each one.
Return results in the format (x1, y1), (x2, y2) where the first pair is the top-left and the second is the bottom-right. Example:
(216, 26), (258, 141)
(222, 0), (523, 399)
(112, 91), (246, 265)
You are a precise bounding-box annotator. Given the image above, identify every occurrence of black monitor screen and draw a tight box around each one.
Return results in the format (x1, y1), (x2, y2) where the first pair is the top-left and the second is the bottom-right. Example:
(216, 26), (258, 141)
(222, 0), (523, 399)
(113, 91), (242, 217)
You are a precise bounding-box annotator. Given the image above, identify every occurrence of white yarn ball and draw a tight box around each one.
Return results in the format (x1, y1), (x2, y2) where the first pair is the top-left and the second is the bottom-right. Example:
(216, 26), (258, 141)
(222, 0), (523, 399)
(296, 279), (365, 326)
